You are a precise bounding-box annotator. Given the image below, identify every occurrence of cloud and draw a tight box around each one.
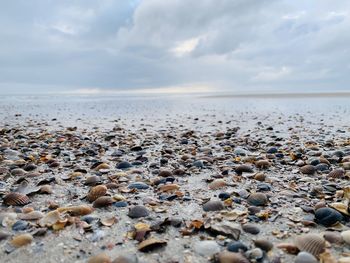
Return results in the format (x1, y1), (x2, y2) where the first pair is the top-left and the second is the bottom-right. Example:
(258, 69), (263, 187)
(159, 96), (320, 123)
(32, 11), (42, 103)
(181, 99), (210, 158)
(0, 0), (349, 94)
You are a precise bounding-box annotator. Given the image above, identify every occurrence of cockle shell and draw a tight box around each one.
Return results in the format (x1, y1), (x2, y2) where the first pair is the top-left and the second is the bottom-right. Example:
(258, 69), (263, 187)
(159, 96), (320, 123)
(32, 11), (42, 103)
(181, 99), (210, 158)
(294, 234), (326, 257)
(3, 192), (30, 206)
(328, 169), (345, 179)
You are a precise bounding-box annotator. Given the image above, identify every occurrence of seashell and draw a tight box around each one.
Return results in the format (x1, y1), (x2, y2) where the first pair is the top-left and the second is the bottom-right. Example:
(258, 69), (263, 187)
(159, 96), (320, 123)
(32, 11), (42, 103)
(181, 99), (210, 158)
(315, 207), (343, 227)
(112, 255), (138, 263)
(84, 176), (102, 186)
(300, 165), (316, 175)
(93, 196), (114, 208)
(94, 163), (110, 171)
(11, 168), (27, 176)
(253, 239), (273, 251)
(128, 205), (150, 218)
(0, 231), (11, 241)
(128, 182), (149, 190)
(10, 233), (33, 247)
(247, 193), (268, 206)
(137, 237), (167, 252)
(214, 251), (250, 263)
(158, 183), (180, 192)
(88, 253), (112, 263)
(18, 211), (44, 220)
(339, 257), (350, 263)
(39, 210), (63, 227)
(235, 165), (254, 174)
(242, 223), (260, 235)
(57, 205), (94, 216)
(158, 170), (172, 177)
(245, 248), (264, 261)
(330, 202), (350, 216)
(116, 161), (132, 169)
(209, 179), (226, 190)
(254, 173), (266, 181)
(276, 243), (299, 254)
(323, 231), (343, 244)
(113, 194), (126, 201)
(203, 200), (224, 212)
(100, 217), (117, 227)
(294, 234), (326, 257)
(342, 162), (350, 170)
(328, 168), (345, 179)
(209, 222), (241, 240)
(227, 241), (248, 252)
(39, 185), (52, 194)
(3, 192), (30, 206)
(341, 230), (350, 245)
(255, 160), (270, 169)
(295, 251), (318, 263)
(87, 185), (108, 202)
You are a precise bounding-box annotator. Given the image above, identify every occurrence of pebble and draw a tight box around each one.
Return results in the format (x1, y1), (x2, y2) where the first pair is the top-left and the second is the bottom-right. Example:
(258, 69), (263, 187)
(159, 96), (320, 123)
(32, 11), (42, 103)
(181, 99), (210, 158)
(193, 241), (220, 257)
(202, 200), (224, 211)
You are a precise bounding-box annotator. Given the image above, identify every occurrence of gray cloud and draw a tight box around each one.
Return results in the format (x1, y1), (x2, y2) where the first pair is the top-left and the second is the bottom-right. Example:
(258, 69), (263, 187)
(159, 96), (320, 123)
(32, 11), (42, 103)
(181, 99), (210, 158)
(0, 0), (349, 94)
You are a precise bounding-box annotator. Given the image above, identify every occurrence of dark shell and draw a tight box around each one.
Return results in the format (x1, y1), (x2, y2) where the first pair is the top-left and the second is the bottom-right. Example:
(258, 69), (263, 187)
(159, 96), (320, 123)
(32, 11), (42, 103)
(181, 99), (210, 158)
(295, 234), (326, 257)
(300, 165), (316, 175)
(227, 241), (248, 252)
(87, 185), (108, 202)
(315, 207), (343, 227)
(235, 165), (254, 174)
(254, 239), (273, 251)
(128, 182), (149, 190)
(242, 223), (260, 235)
(84, 176), (102, 186)
(214, 251), (250, 263)
(3, 192), (30, 206)
(128, 205), (150, 218)
(203, 200), (224, 212)
(328, 168), (345, 179)
(116, 161), (132, 169)
(158, 170), (173, 177)
(92, 196), (114, 208)
(247, 193), (268, 206)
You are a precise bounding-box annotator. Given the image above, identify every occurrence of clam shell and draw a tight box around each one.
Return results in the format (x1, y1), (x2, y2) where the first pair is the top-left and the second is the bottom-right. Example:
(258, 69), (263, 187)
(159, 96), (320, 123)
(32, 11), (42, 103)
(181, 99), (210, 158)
(87, 185), (108, 202)
(158, 183), (180, 192)
(242, 223), (260, 235)
(137, 238), (167, 252)
(328, 168), (345, 179)
(57, 205), (94, 216)
(10, 233), (33, 247)
(128, 205), (149, 218)
(85, 176), (102, 186)
(93, 196), (114, 208)
(247, 193), (268, 206)
(112, 255), (138, 263)
(18, 211), (44, 220)
(294, 234), (326, 257)
(235, 165), (254, 174)
(254, 173), (266, 181)
(39, 210), (63, 227)
(215, 251), (250, 263)
(209, 179), (226, 190)
(253, 239), (273, 251)
(315, 207), (343, 226)
(341, 230), (350, 245)
(94, 163), (110, 171)
(300, 165), (316, 175)
(203, 200), (224, 211)
(88, 253), (111, 263)
(3, 192), (30, 206)
(295, 252), (318, 263)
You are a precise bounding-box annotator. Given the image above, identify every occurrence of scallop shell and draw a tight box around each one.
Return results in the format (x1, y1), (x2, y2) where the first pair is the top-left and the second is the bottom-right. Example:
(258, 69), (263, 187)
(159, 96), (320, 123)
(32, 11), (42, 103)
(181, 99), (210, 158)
(137, 238), (167, 252)
(209, 179), (226, 190)
(93, 196), (114, 208)
(300, 165), (316, 175)
(87, 253), (111, 263)
(247, 193), (268, 206)
(87, 185), (108, 202)
(294, 234), (326, 257)
(57, 205), (94, 216)
(10, 233), (33, 247)
(215, 251), (250, 263)
(328, 169), (345, 179)
(3, 192), (30, 206)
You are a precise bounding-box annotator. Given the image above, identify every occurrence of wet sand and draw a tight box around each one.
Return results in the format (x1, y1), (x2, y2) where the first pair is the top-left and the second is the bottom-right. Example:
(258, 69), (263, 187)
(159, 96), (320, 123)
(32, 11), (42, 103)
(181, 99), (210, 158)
(1, 94), (350, 262)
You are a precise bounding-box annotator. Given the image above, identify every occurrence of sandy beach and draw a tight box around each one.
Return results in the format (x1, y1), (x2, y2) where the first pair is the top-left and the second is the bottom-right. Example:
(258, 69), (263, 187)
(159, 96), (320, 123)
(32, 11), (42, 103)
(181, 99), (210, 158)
(0, 94), (349, 262)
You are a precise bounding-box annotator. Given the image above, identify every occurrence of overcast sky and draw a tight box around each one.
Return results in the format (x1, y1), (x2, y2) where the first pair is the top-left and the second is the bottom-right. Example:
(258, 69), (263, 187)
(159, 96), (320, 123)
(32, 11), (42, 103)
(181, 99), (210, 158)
(0, 0), (349, 94)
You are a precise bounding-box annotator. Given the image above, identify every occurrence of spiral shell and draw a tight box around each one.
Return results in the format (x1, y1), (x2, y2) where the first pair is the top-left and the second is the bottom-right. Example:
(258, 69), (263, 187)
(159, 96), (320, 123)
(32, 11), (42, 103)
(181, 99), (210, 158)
(3, 192), (30, 206)
(87, 185), (107, 202)
(294, 234), (326, 257)
(300, 165), (316, 175)
(214, 251), (250, 263)
(328, 168), (345, 179)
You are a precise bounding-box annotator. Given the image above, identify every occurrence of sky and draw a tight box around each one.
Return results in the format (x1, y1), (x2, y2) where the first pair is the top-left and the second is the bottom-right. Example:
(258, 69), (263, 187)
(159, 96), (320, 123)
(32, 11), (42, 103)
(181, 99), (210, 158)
(0, 0), (349, 94)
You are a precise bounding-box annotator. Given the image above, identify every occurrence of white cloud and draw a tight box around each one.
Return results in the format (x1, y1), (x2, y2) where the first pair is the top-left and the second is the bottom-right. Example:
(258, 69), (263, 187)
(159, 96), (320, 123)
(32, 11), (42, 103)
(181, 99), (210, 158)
(170, 37), (200, 57)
